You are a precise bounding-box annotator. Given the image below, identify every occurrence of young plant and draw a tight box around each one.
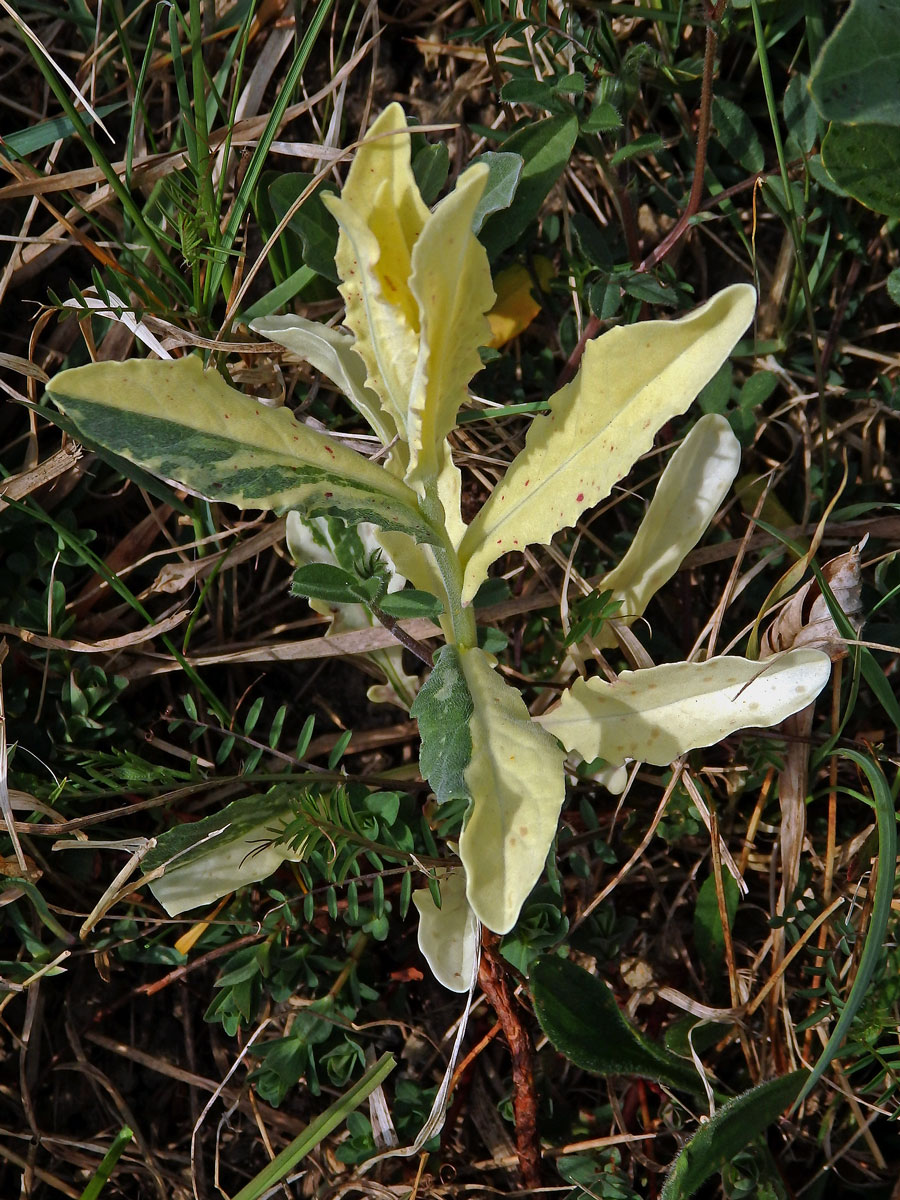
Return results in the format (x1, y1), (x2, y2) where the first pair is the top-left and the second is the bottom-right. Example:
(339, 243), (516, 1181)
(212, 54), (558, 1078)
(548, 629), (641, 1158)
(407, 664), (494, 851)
(44, 105), (832, 989)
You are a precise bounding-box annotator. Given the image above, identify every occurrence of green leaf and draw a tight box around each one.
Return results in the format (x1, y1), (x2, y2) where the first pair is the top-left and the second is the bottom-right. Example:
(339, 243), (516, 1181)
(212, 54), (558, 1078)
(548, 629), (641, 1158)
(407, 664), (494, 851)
(4, 102), (124, 155)
(887, 268), (900, 306)
(538, 650), (832, 770)
(809, 0), (900, 126)
(820, 122), (900, 216)
(661, 1072), (808, 1200)
(268, 173), (340, 282)
(412, 141), (450, 205)
(610, 132), (665, 167)
(458, 647), (567, 934)
(377, 589), (444, 619)
(459, 285), (756, 603)
(410, 645), (473, 805)
(531, 956), (699, 1091)
(144, 790), (298, 916)
(413, 868), (479, 992)
(712, 95), (764, 173)
(783, 73), (820, 156)
(469, 152), (523, 235)
(291, 563), (369, 605)
(693, 872), (740, 978)
(479, 115), (578, 258)
(47, 356), (437, 543)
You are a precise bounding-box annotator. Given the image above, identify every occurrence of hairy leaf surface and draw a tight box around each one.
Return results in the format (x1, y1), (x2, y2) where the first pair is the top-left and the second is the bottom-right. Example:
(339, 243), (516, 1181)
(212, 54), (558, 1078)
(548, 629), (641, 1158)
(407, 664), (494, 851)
(458, 285), (756, 603)
(595, 414), (741, 646)
(47, 356), (436, 541)
(413, 869), (479, 992)
(459, 647), (566, 934)
(410, 645), (473, 805)
(406, 163), (495, 482)
(538, 650), (831, 768)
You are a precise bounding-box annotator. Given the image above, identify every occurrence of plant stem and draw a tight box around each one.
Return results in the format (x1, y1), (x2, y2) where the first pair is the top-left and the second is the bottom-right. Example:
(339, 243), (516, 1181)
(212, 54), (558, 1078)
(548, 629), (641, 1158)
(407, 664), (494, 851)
(478, 931), (542, 1190)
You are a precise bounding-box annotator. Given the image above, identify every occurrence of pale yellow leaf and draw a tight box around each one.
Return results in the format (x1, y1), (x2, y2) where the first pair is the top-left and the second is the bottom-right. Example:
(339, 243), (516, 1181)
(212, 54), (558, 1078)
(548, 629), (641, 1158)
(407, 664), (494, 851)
(250, 315), (396, 445)
(537, 649), (832, 767)
(324, 104), (428, 435)
(594, 414), (741, 647)
(406, 164), (495, 482)
(458, 285), (757, 603)
(458, 647), (567, 934)
(413, 869), (479, 992)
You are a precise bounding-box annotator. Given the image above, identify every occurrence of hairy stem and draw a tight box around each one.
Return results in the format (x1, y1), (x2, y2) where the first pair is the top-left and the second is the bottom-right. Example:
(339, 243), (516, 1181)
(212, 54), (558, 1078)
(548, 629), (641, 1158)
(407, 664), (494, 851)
(478, 931), (542, 1190)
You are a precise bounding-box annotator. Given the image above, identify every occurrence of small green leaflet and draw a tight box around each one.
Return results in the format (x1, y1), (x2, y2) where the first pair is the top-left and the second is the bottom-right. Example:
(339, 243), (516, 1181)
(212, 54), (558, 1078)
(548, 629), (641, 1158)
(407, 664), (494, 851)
(47, 356), (437, 543)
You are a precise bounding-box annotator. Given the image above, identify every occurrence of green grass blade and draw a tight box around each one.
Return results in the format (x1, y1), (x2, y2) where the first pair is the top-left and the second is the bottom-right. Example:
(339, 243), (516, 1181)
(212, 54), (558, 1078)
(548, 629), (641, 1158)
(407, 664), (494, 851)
(794, 750), (897, 1107)
(78, 1127), (133, 1200)
(230, 1052), (396, 1200)
(207, 0), (335, 306)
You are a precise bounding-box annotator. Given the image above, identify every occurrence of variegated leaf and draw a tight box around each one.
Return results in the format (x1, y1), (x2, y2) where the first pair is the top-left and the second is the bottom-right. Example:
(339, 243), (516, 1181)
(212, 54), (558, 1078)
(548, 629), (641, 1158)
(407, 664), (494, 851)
(405, 163), (495, 482)
(47, 356), (437, 543)
(594, 414), (741, 646)
(538, 649), (832, 768)
(413, 868), (479, 992)
(458, 646), (567, 934)
(458, 285), (757, 603)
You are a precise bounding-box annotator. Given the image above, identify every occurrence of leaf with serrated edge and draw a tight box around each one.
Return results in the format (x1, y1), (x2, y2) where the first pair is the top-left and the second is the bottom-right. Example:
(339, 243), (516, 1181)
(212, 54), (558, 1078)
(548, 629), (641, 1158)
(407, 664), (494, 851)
(251, 316), (396, 445)
(458, 285), (756, 603)
(537, 650), (831, 769)
(406, 163), (495, 482)
(324, 104), (428, 436)
(144, 792), (296, 916)
(413, 869), (479, 992)
(594, 414), (741, 647)
(47, 356), (436, 543)
(459, 646), (566, 934)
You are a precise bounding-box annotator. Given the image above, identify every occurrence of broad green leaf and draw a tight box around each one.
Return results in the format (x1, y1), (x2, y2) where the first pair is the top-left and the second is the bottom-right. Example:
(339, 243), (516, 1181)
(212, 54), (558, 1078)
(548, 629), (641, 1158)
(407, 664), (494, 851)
(268, 172), (340, 282)
(821, 122), (900, 217)
(661, 1072), (807, 1200)
(808, 0), (900, 126)
(290, 563), (372, 605)
(479, 115), (579, 259)
(251, 316), (396, 445)
(458, 285), (757, 603)
(413, 868), (479, 992)
(410, 645), (473, 805)
(538, 649), (831, 769)
(144, 791), (297, 916)
(458, 647), (566, 934)
(531, 956), (700, 1091)
(325, 104), (428, 435)
(594, 414), (741, 647)
(47, 356), (437, 543)
(412, 140), (450, 205)
(712, 95), (764, 173)
(406, 163), (495, 483)
(469, 151), (523, 234)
